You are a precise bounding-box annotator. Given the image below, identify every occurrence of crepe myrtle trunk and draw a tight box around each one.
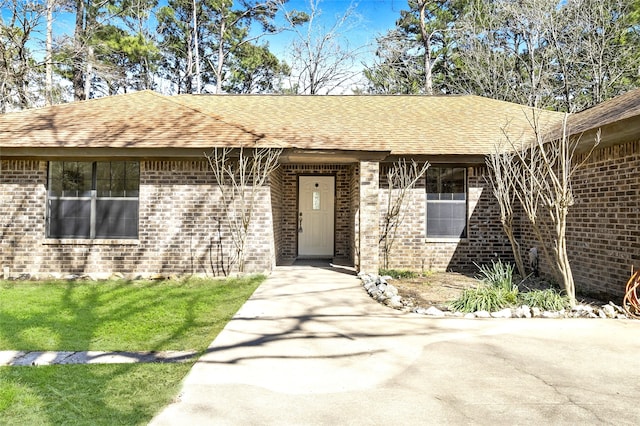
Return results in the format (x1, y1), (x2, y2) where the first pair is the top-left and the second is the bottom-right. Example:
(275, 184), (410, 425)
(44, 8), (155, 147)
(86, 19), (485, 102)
(379, 159), (429, 270)
(507, 113), (600, 306)
(205, 147), (282, 274)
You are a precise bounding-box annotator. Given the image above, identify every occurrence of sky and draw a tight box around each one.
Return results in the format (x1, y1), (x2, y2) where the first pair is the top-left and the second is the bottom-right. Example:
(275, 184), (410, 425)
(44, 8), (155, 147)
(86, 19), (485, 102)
(267, 0), (404, 56)
(2, 0), (409, 95)
(2, 0), (407, 60)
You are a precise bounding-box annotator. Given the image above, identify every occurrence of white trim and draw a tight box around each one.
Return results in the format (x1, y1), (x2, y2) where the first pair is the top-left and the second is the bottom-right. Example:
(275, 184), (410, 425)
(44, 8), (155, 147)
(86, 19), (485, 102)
(425, 237), (468, 244)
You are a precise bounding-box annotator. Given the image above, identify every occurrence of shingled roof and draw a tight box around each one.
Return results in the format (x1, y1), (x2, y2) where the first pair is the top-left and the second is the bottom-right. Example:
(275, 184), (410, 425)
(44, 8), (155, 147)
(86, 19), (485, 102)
(0, 90), (565, 157)
(565, 87), (640, 149)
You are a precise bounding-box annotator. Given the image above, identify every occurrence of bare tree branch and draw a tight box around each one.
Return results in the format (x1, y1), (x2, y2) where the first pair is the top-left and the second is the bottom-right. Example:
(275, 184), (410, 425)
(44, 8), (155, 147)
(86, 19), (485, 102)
(380, 159), (430, 270)
(205, 147), (282, 274)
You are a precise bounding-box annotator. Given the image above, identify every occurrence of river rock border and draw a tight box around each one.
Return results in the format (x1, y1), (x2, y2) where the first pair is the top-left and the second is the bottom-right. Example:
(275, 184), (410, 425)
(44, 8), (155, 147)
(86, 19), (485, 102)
(358, 272), (630, 319)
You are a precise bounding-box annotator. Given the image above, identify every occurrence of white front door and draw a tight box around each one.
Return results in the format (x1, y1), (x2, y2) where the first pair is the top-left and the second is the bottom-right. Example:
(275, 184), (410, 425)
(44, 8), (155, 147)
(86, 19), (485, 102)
(298, 176), (335, 257)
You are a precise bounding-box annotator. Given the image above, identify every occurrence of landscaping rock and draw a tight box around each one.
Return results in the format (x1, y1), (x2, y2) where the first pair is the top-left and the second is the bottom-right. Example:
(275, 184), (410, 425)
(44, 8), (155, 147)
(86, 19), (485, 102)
(359, 273), (631, 321)
(386, 296), (404, 309)
(601, 304), (617, 319)
(383, 284), (398, 298)
(363, 281), (376, 290)
(491, 309), (512, 318)
(425, 307), (445, 317)
(515, 305), (532, 319)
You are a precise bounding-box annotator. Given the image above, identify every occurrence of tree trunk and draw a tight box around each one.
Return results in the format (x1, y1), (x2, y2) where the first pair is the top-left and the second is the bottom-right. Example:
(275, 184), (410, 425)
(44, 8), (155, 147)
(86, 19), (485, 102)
(192, 0), (201, 94)
(73, 0), (85, 101)
(45, 0), (53, 106)
(84, 45), (93, 99)
(502, 221), (526, 279)
(418, 2), (433, 95)
(554, 209), (576, 305)
(216, 19), (226, 93)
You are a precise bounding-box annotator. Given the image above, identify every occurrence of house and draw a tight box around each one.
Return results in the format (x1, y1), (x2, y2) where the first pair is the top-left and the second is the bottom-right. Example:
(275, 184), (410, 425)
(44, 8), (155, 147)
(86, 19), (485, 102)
(0, 90), (637, 301)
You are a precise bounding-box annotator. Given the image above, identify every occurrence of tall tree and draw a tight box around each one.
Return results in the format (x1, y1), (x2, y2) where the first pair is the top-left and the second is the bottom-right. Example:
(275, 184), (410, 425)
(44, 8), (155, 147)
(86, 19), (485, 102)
(157, 0), (199, 93)
(224, 42), (290, 93)
(366, 0), (462, 95)
(281, 0), (363, 94)
(364, 30), (423, 94)
(548, 0), (640, 111)
(158, 0), (290, 94)
(0, 0), (45, 111)
(452, 0), (640, 110)
(90, 24), (160, 95)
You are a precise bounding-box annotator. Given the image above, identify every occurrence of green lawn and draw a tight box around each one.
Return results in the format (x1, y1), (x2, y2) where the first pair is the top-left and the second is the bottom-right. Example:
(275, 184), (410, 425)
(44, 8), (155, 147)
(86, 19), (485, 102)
(0, 275), (264, 425)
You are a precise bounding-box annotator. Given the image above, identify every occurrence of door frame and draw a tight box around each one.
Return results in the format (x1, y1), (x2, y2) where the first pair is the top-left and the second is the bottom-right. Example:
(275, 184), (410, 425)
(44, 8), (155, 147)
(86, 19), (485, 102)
(296, 173), (336, 258)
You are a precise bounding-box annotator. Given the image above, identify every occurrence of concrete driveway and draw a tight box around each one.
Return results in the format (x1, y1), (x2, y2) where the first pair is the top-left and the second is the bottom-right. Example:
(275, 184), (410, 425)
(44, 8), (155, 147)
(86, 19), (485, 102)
(151, 264), (640, 425)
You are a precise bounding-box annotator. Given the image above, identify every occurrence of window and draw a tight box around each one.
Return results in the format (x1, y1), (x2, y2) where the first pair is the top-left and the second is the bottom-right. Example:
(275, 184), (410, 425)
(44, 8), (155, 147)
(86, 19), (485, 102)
(426, 167), (467, 238)
(47, 161), (139, 239)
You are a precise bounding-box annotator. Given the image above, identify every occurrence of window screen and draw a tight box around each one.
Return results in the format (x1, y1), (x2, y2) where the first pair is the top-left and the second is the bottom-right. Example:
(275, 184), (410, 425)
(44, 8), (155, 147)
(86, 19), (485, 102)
(47, 161), (139, 239)
(426, 167), (467, 238)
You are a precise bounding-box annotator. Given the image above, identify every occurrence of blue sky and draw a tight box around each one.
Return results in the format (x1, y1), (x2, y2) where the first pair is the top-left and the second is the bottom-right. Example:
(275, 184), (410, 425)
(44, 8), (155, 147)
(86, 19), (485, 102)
(0, 0), (409, 96)
(269, 0), (403, 53)
(2, 0), (407, 65)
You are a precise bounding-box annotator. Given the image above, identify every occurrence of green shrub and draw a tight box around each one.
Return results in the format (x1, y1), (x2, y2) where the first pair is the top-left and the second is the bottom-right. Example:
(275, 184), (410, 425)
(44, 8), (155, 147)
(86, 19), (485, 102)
(475, 259), (515, 291)
(519, 288), (570, 311)
(379, 269), (419, 279)
(449, 286), (519, 313)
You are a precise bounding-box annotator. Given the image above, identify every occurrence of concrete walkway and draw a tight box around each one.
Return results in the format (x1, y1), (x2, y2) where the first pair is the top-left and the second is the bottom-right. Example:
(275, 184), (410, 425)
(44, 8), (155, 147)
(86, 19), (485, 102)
(151, 264), (640, 425)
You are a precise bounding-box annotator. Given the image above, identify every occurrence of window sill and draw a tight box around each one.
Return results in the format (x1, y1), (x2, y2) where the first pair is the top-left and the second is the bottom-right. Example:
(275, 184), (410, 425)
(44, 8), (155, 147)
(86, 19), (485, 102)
(425, 237), (468, 243)
(43, 239), (140, 246)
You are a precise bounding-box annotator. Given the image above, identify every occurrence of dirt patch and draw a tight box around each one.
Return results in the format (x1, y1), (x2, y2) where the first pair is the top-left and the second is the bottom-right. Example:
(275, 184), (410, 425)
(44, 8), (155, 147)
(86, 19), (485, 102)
(389, 272), (479, 310)
(388, 272), (607, 311)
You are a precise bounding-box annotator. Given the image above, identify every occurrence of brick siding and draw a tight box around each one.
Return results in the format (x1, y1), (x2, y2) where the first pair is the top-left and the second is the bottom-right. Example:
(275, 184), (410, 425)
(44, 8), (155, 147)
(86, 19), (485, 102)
(0, 160), (275, 277)
(275, 164), (354, 264)
(521, 142), (639, 301)
(5, 149), (635, 301)
(377, 165), (514, 273)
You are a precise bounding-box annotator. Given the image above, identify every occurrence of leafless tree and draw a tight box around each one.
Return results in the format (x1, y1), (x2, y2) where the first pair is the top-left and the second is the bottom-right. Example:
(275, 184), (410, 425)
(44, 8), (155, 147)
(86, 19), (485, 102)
(281, 0), (364, 94)
(504, 112), (601, 305)
(454, 0), (638, 111)
(205, 147), (282, 274)
(379, 159), (430, 270)
(485, 141), (526, 278)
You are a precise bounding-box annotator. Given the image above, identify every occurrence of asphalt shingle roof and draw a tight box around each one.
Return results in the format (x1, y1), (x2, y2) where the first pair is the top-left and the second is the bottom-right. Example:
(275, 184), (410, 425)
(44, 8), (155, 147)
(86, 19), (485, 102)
(0, 90), (566, 156)
(567, 87), (640, 134)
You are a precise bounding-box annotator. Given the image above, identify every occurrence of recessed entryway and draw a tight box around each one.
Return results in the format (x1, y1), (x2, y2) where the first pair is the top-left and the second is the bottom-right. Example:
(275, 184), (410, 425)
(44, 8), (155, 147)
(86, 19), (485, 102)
(298, 176), (335, 257)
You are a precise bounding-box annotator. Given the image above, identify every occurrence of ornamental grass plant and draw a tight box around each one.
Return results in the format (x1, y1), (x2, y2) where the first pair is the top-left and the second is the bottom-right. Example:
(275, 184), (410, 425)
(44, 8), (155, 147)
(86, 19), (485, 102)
(450, 260), (570, 313)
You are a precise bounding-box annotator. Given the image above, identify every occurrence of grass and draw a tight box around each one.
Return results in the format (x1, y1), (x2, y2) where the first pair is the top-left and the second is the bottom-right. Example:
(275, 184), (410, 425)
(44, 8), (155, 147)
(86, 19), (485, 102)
(379, 269), (420, 279)
(449, 286), (519, 313)
(0, 275), (264, 425)
(0, 363), (193, 425)
(0, 275), (264, 351)
(519, 288), (570, 311)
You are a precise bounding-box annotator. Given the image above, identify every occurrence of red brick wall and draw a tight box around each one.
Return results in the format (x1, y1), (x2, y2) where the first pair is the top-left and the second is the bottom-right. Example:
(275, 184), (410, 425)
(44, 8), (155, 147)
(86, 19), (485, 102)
(0, 160), (275, 277)
(562, 142), (638, 300)
(504, 141), (639, 301)
(378, 165), (514, 273)
(270, 166), (285, 265)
